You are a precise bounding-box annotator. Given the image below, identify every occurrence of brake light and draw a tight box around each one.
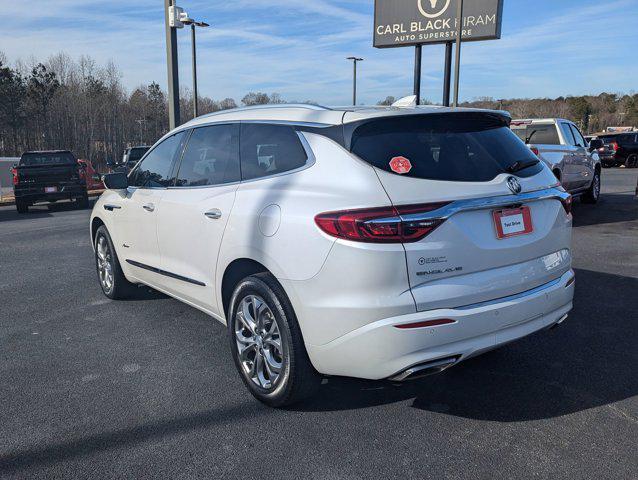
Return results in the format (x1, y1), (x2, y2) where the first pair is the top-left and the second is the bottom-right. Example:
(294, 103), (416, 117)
(11, 167), (18, 185)
(530, 146), (540, 157)
(611, 142), (619, 152)
(315, 203), (449, 243)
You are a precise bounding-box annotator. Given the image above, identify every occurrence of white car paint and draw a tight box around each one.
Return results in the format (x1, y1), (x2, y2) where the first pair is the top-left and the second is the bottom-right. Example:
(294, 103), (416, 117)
(91, 104), (574, 381)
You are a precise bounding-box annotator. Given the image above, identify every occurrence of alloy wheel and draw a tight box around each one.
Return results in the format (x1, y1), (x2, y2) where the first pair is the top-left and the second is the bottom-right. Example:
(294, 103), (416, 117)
(96, 235), (114, 294)
(235, 295), (284, 389)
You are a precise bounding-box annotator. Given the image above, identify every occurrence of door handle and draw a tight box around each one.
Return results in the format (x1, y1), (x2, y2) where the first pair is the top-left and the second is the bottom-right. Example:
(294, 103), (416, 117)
(205, 209), (222, 220)
(142, 203), (155, 212)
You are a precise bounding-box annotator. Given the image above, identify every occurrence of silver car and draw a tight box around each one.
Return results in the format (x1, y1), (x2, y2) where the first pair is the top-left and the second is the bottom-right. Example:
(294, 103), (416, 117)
(511, 118), (602, 204)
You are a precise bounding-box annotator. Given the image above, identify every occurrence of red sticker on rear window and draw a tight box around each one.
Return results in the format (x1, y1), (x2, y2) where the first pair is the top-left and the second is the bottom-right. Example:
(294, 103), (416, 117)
(389, 156), (412, 174)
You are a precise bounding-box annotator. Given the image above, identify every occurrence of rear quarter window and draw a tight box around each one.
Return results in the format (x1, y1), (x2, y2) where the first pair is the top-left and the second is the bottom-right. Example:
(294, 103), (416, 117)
(240, 124), (308, 181)
(350, 114), (543, 182)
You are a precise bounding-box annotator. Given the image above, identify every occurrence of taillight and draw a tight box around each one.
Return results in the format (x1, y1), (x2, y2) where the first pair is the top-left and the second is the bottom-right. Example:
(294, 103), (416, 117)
(11, 168), (18, 185)
(530, 146), (540, 157)
(560, 194), (573, 215)
(611, 142), (619, 152)
(315, 203), (449, 243)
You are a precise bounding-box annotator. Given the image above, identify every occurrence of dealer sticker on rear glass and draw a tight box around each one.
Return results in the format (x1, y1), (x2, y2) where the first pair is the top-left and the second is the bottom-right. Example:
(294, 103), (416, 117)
(389, 156), (412, 174)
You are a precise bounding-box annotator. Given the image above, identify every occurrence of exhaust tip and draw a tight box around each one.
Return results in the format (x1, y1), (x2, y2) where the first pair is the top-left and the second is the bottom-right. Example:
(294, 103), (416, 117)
(549, 314), (569, 330)
(388, 356), (459, 382)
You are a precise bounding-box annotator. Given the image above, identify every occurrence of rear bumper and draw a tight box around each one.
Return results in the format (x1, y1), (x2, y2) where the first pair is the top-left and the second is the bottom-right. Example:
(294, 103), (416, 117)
(14, 185), (86, 203)
(306, 270), (575, 380)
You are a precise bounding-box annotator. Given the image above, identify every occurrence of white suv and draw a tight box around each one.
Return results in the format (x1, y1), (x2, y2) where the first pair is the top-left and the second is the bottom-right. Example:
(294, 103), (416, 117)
(91, 105), (575, 407)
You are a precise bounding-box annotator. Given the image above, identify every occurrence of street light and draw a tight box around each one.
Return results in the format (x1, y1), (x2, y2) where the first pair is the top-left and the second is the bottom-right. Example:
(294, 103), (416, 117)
(347, 57), (363, 106)
(181, 17), (210, 118)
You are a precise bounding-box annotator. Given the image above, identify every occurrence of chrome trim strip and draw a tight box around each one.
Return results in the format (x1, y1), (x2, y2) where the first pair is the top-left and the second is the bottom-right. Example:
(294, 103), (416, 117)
(399, 187), (570, 222)
(125, 259), (206, 287)
(456, 276), (563, 311)
(103, 204), (121, 211)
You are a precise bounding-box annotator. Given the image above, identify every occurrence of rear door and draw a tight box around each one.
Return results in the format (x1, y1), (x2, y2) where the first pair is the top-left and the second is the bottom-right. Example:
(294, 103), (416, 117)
(156, 124), (240, 314)
(558, 122), (583, 190)
(346, 112), (571, 311)
(568, 123), (593, 189)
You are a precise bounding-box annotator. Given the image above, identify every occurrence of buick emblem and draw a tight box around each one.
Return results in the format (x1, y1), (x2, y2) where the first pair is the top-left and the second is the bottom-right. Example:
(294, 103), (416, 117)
(507, 176), (522, 195)
(418, 0), (451, 18)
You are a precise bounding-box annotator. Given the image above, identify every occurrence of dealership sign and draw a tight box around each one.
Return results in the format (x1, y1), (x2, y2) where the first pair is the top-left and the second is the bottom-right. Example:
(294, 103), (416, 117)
(374, 0), (503, 48)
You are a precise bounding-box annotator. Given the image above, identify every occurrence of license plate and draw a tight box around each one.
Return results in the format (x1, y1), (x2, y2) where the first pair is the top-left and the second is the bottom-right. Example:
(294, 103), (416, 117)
(44, 186), (57, 193)
(493, 206), (533, 239)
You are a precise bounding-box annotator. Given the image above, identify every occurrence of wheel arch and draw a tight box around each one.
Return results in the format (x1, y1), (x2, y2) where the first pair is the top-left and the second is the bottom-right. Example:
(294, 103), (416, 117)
(91, 216), (106, 248)
(220, 258), (271, 320)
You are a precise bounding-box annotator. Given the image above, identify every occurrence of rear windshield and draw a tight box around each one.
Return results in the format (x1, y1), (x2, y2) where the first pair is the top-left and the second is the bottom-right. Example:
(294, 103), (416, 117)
(350, 114), (543, 182)
(20, 152), (75, 166)
(511, 124), (560, 145)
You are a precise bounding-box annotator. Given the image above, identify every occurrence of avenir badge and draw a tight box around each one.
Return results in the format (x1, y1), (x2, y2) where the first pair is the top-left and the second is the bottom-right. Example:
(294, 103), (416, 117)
(389, 156), (412, 174)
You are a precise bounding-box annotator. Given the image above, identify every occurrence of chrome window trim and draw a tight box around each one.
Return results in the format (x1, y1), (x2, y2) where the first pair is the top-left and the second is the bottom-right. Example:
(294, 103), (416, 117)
(399, 187), (570, 222)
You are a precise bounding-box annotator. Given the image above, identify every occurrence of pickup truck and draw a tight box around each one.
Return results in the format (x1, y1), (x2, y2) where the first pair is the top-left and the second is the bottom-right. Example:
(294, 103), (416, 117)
(511, 118), (603, 204)
(12, 150), (89, 214)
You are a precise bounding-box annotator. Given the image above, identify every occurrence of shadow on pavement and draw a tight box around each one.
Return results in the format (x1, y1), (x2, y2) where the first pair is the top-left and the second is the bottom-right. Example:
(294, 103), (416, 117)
(0, 402), (260, 474)
(572, 192), (637, 228)
(0, 199), (96, 222)
(296, 268), (638, 420)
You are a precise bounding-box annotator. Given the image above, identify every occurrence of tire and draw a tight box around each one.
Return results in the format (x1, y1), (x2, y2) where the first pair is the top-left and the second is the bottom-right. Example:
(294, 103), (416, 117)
(582, 169), (601, 204)
(94, 225), (136, 299)
(626, 154), (638, 168)
(16, 200), (28, 214)
(76, 192), (90, 209)
(227, 273), (321, 407)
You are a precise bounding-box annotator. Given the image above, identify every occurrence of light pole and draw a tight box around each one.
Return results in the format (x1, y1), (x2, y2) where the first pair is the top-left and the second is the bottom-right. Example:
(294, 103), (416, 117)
(182, 18), (209, 118)
(347, 57), (363, 106)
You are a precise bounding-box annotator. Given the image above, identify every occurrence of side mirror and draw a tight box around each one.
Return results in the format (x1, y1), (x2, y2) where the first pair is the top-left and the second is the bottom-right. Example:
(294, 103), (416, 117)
(589, 139), (604, 151)
(103, 172), (128, 190)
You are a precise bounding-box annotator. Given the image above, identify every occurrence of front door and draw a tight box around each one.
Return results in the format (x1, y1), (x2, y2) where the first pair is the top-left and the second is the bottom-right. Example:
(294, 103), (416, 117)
(156, 124), (241, 316)
(120, 131), (188, 284)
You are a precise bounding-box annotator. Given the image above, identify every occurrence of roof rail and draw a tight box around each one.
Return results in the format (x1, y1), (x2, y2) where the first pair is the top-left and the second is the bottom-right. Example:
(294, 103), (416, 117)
(197, 103), (331, 120)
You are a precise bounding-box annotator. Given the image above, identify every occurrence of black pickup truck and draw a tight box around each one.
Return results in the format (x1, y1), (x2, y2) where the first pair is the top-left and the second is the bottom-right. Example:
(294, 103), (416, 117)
(12, 150), (89, 213)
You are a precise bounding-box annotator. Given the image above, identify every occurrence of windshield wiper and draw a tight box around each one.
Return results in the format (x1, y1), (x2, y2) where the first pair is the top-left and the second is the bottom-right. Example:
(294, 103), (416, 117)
(507, 159), (540, 173)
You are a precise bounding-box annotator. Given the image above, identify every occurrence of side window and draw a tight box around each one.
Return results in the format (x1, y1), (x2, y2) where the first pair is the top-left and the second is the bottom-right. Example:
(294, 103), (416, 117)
(240, 124), (308, 181)
(560, 123), (577, 146)
(129, 131), (187, 187)
(174, 124), (240, 187)
(569, 124), (586, 148)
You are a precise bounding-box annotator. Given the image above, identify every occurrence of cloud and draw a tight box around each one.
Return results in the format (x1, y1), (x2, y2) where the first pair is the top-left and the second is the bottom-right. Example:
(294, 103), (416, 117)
(2, 0), (637, 105)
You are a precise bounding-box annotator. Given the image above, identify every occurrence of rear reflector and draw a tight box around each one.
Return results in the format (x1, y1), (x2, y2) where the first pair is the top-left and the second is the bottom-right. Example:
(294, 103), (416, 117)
(315, 202), (449, 244)
(395, 318), (456, 329)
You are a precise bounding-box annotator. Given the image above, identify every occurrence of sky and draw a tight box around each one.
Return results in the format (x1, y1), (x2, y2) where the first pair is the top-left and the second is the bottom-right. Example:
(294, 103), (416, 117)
(2, 0), (637, 105)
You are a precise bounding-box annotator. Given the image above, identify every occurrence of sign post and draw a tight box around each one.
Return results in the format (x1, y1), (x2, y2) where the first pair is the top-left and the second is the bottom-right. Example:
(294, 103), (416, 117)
(452, 0), (464, 107)
(414, 45), (422, 105)
(373, 0), (503, 106)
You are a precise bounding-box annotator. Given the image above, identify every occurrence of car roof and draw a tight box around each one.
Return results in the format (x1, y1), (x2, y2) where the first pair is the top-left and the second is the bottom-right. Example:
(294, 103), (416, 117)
(511, 118), (571, 126)
(181, 104), (510, 129)
(22, 150), (73, 154)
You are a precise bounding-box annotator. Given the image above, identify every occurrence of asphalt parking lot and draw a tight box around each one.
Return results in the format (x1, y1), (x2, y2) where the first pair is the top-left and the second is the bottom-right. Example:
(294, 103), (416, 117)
(1, 169), (636, 479)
